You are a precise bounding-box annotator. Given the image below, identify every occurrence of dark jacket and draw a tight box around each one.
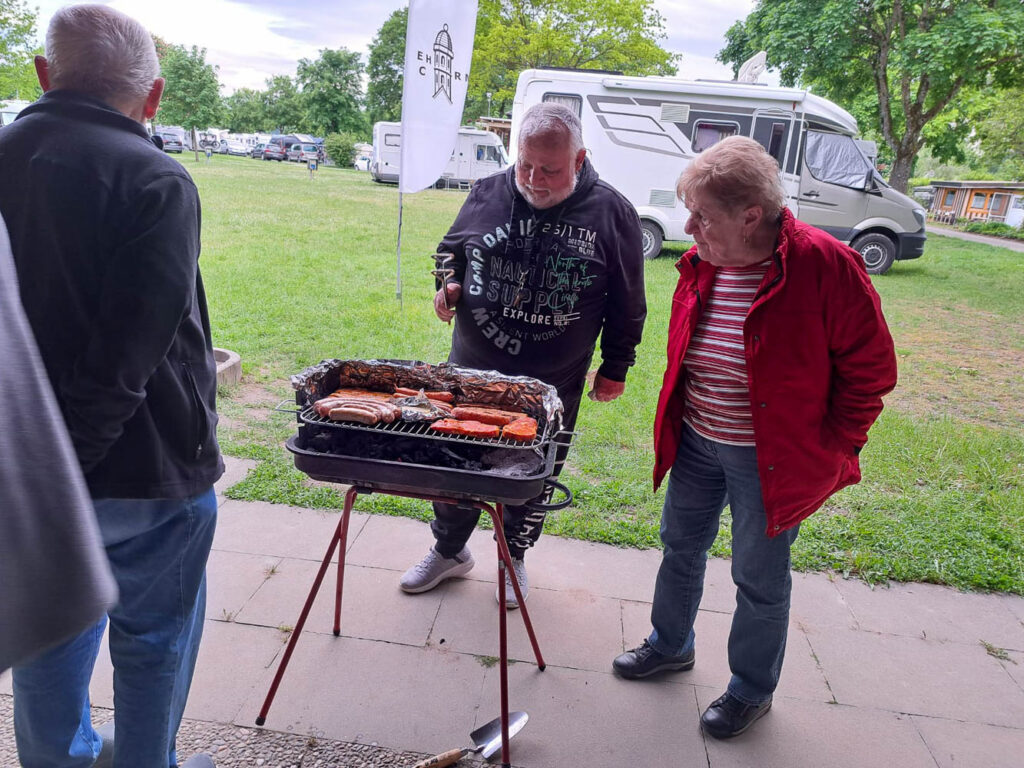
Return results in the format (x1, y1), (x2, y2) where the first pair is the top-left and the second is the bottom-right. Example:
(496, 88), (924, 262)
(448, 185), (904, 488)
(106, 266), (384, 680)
(437, 159), (646, 394)
(0, 90), (223, 499)
(653, 209), (897, 535)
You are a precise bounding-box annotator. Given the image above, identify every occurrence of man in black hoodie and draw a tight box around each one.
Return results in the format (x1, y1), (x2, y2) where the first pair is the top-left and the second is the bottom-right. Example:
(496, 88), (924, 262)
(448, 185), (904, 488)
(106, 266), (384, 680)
(0, 6), (221, 767)
(400, 103), (647, 607)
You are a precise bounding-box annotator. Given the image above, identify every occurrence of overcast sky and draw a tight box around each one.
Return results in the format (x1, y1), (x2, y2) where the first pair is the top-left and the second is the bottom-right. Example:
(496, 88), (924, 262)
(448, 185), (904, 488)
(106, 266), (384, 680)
(31, 1), (763, 94)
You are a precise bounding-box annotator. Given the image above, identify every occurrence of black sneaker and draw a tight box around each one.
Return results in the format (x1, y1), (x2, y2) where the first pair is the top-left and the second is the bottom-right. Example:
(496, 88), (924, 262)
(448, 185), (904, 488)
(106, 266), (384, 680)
(612, 639), (695, 679)
(700, 692), (772, 739)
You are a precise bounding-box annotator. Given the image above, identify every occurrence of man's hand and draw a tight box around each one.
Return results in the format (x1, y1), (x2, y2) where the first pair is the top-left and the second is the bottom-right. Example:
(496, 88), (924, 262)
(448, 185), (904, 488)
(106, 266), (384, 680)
(588, 373), (625, 402)
(433, 282), (462, 322)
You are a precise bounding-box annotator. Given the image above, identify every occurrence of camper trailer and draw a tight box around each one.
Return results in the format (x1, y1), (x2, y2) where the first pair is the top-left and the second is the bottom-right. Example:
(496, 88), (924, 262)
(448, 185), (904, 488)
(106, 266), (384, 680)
(370, 122), (509, 188)
(510, 69), (926, 274)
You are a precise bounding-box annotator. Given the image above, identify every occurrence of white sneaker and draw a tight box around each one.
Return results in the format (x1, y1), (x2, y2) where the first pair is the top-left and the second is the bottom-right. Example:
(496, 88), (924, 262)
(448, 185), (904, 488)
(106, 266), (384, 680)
(496, 557), (528, 609)
(399, 546), (474, 593)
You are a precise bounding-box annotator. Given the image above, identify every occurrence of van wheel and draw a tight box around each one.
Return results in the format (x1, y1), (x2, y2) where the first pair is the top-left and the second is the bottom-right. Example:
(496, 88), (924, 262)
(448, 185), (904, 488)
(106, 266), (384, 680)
(641, 221), (663, 260)
(851, 233), (896, 275)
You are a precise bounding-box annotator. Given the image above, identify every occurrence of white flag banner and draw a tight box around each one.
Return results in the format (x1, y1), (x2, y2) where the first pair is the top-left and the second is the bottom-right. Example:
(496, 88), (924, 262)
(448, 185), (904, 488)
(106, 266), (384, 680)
(399, 0), (478, 193)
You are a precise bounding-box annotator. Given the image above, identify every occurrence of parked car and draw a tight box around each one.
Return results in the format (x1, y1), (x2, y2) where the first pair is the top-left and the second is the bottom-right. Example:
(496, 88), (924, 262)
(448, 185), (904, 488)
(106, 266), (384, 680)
(250, 142), (266, 159)
(287, 143), (319, 163)
(158, 133), (184, 153)
(262, 143), (286, 161)
(225, 139), (249, 156)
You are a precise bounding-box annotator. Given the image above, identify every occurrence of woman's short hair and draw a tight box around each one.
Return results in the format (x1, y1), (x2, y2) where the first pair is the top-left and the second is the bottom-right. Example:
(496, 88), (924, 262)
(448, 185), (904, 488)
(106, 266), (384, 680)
(518, 103), (585, 155)
(46, 4), (159, 106)
(676, 136), (786, 215)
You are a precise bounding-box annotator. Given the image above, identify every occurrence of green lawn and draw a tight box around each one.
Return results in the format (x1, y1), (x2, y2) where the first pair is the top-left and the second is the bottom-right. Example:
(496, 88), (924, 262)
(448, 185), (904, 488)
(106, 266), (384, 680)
(188, 155), (1024, 594)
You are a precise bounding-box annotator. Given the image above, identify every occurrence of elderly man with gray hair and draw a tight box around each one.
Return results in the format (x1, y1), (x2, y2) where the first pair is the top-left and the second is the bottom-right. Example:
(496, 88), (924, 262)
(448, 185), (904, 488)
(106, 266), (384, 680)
(0, 5), (222, 767)
(400, 102), (647, 607)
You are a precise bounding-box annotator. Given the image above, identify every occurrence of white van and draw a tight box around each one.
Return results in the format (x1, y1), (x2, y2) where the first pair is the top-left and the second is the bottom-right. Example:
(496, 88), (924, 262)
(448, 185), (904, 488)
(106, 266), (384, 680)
(0, 99), (31, 128)
(510, 69), (926, 274)
(370, 122), (509, 188)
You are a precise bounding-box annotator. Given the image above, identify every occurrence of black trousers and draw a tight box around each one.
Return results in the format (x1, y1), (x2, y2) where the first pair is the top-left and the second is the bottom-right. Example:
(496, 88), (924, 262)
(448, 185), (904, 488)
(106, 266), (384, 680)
(431, 385), (582, 560)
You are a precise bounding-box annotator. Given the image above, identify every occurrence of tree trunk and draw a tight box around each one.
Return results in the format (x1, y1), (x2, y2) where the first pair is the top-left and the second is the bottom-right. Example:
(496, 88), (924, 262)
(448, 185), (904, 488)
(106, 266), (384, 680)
(888, 146), (915, 194)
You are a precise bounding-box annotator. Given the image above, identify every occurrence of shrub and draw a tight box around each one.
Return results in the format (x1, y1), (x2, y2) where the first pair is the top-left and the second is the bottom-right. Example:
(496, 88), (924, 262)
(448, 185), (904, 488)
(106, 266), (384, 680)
(323, 132), (361, 166)
(962, 220), (1024, 240)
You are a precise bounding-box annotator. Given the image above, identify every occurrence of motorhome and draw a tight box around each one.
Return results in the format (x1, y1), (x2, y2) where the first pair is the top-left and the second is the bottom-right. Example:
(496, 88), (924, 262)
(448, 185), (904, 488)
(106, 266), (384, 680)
(510, 69), (926, 273)
(370, 122), (509, 188)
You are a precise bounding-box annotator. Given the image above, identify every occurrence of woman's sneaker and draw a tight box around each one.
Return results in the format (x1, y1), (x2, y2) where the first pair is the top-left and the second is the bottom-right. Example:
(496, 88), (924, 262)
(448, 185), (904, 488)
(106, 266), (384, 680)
(399, 546), (474, 593)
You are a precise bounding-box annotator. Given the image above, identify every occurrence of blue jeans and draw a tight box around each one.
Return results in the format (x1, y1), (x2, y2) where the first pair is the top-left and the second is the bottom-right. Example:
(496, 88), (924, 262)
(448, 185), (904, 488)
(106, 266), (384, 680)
(650, 425), (799, 705)
(13, 488), (217, 768)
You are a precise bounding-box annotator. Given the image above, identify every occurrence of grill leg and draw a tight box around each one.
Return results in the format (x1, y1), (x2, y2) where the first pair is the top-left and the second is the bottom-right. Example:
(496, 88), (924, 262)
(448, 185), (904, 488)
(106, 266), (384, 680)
(255, 486), (359, 726)
(334, 488), (356, 635)
(485, 502), (546, 768)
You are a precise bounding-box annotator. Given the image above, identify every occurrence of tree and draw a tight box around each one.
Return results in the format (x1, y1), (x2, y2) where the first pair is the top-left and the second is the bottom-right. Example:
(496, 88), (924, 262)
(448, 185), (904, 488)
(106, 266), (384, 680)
(366, 6), (407, 125)
(971, 87), (1024, 180)
(0, 0), (41, 101)
(263, 74), (304, 133)
(469, 0), (678, 121)
(223, 87), (269, 133)
(296, 47), (366, 135)
(719, 0), (1024, 193)
(158, 44), (223, 132)
(324, 131), (362, 166)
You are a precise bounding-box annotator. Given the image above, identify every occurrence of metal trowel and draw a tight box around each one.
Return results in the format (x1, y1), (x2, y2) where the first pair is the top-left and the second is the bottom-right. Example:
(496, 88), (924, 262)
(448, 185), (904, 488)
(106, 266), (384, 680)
(411, 711), (528, 768)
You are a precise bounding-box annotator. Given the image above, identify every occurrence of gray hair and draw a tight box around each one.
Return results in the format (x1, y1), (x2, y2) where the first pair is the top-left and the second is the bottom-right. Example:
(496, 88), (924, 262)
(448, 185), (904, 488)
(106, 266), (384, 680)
(518, 102), (585, 155)
(45, 4), (159, 106)
(676, 136), (786, 215)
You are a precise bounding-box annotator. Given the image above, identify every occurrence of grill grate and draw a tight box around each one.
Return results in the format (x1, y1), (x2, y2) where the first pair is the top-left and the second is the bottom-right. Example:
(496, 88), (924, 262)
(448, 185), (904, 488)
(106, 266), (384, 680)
(299, 406), (549, 450)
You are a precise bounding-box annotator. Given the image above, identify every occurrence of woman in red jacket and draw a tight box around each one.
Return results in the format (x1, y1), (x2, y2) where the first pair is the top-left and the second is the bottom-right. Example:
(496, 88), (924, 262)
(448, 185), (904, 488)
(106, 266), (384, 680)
(612, 137), (897, 738)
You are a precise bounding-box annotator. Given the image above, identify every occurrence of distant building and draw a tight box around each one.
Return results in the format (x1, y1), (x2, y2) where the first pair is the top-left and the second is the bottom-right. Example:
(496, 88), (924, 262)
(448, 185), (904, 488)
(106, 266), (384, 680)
(929, 180), (1024, 224)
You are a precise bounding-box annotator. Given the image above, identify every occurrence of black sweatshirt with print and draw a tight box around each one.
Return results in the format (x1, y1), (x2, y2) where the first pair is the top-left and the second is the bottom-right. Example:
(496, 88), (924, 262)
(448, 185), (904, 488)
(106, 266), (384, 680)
(436, 159), (646, 395)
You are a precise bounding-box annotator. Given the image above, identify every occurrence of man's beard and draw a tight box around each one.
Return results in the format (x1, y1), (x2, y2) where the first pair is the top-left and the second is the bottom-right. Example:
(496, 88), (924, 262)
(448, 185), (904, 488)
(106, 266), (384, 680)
(516, 171), (578, 210)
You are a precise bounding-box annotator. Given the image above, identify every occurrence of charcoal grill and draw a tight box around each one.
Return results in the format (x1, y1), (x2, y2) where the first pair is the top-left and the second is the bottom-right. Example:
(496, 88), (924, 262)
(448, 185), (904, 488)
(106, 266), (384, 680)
(256, 360), (573, 767)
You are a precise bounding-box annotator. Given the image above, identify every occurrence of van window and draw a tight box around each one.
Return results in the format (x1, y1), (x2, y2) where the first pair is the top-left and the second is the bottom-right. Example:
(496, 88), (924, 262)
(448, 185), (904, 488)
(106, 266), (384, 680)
(542, 92), (582, 117)
(767, 123), (787, 164)
(692, 121), (738, 152)
(476, 144), (502, 162)
(384, 133), (400, 147)
(804, 131), (873, 189)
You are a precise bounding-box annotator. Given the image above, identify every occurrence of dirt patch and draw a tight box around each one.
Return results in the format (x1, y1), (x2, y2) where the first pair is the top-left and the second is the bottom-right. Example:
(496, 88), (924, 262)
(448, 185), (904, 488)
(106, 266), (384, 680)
(887, 305), (1023, 429)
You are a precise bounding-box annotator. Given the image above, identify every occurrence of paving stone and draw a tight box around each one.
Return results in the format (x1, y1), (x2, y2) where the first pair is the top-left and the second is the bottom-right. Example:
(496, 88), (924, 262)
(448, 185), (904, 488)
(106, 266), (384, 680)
(233, 559), (440, 648)
(834, 578), (1024, 647)
(430, 575), (622, 673)
(912, 715), (1024, 768)
(480, 661), (707, 768)
(618, 599), (831, 702)
(214, 499), (369, 561)
(807, 626), (1024, 727)
(207, 549), (284, 622)
(695, 688), (938, 768)
(233, 634), (488, 755)
(789, 571), (859, 631)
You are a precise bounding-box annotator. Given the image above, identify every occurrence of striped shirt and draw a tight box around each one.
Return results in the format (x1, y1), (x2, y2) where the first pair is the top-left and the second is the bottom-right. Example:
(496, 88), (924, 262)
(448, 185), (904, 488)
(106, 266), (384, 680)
(682, 260), (771, 446)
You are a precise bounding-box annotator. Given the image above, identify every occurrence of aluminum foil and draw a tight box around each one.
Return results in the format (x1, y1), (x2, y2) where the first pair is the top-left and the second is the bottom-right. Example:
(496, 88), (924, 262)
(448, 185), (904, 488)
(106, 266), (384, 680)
(291, 359), (564, 430)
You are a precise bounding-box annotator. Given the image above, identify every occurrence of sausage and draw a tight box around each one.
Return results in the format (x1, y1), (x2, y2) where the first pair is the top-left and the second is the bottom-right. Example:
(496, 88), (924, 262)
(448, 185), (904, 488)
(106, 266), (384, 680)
(394, 387), (456, 403)
(451, 406), (526, 426)
(329, 405), (380, 424)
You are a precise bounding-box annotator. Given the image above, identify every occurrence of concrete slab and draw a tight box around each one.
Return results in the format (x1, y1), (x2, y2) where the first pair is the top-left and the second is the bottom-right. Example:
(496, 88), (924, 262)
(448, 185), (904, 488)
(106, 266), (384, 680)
(215, 455), (257, 497)
(695, 688), (937, 768)
(834, 578), (1024, 647)
(481, 662), (708, 768)
(619, 599), (832, 703)
(1000, 648), (1024, 691)
(206, 549), (283, 622)
(789, 571), (859, 631)
(807, 626), (1024, 727)
(913, 715), (1024, 768)
(233, 558), (440, 648)
(182, 621), (287, 723)
(234, 634), (488, 755)
(431, 576), (623, 672)
(213, 499), (369, 561)
(344, 512), (442, 572)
